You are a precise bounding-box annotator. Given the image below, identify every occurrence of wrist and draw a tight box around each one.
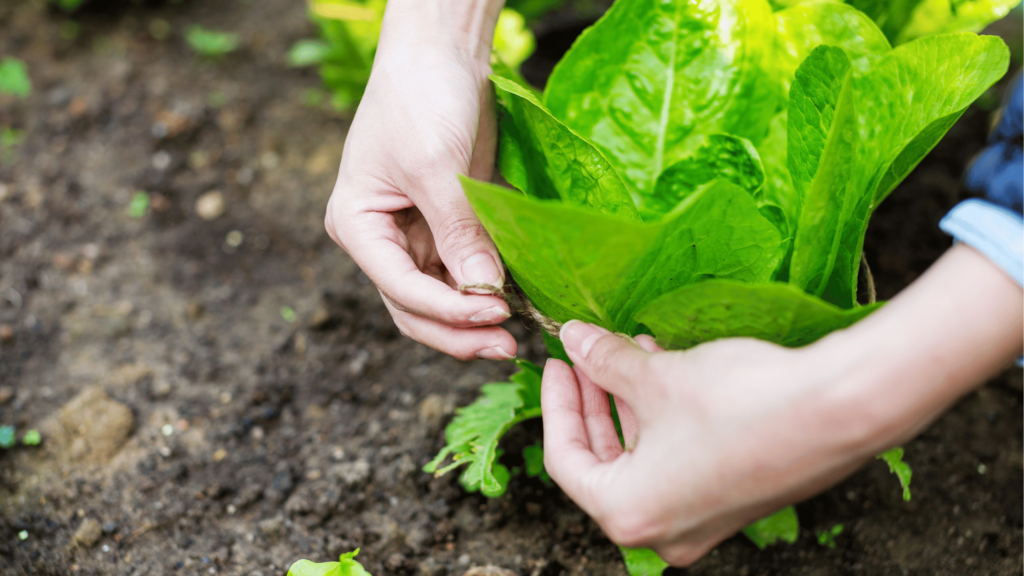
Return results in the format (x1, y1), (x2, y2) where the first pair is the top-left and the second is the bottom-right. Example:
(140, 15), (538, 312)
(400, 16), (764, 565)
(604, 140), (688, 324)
(378, 0), (503, 75)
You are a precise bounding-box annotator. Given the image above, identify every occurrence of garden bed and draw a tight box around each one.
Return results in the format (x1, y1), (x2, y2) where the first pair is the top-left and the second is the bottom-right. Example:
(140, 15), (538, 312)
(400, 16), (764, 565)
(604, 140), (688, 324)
(0, 0), (1020, 574)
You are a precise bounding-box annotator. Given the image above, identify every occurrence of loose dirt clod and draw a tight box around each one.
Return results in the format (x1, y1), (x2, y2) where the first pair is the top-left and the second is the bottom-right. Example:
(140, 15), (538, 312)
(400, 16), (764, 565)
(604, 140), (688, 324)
(43, 387), (134, 463)
(72, 519), (102, 549)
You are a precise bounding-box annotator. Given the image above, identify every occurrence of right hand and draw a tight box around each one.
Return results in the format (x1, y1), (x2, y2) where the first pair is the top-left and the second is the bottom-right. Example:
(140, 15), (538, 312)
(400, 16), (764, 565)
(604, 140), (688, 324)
(324, 7), (516, 361)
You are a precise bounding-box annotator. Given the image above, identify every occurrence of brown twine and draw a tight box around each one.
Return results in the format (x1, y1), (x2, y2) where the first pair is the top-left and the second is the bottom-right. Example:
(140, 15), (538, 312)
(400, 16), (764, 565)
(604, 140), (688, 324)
(458, 279), (563, 337)
(860, 252), (877, 305)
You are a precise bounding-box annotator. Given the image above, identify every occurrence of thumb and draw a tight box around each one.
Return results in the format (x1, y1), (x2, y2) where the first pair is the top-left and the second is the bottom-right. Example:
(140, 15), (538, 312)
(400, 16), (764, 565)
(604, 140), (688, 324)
(559, 320), (651, 406)
(417, 173), (505, 295)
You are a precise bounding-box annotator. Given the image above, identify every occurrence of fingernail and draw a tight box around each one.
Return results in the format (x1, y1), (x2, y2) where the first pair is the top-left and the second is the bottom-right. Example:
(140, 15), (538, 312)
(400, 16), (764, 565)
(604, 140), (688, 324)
(468, 306), (511, 324)
(559, 320), (609, 358)
(476, 346), (515, 360)
(461, 253), (502, 292)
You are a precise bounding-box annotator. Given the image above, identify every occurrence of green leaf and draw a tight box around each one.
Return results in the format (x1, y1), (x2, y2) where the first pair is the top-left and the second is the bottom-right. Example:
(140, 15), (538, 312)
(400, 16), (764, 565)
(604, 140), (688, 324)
(773, 2), (891, 93)
(608, 180), (783, 333)
(0, 57), (32, 98)
(0, 426), (15, 449)
(878, 447), (912, 501)
(898, 0), (1021, 44)
(288, 549), (372, 576)
(462, 178), (781, 333)
(185, 26), (240, 57)
(424, 360), (544, 497)
(493, 8), (536, 70)
(522, 442), (551, 483)
(753, 113), (797, 268)
(21, 429), (41, 446)
(815, 523), (844, 548)
(635, 280), (880, 350)
(288, 39), (330, 67)
(742, 506), (799, 549)
(822, 33), (1009, 307)
(620, 547), (669, 576)
(129, 192), (149, 219)
(544, 0), (778, 196)
(492, 76), (640, 220)
(644, 134), (766, 218)
(787, 45), (860, 300)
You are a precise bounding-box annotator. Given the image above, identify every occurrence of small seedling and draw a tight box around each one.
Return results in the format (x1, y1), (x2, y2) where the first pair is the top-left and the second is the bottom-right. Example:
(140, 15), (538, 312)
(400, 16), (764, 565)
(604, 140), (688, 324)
(288, 549), (371, 576)
(816, 524), (844, 549)
(186, 26), (240, 57)
(280, 306), (297, 323)
(0, 57), (31, 98)
(0, 427), (15, 449)
(21, 429), (41, 446)
(878, 447), (913, 501)
(17, 531), (27, 541)
(129, 191), (150, 219)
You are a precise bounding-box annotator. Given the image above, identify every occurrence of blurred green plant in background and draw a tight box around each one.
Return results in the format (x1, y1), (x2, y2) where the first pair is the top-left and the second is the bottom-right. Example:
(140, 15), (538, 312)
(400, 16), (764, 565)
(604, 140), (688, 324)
(288, 0), (545, 112)
(186, 25), (240, 57)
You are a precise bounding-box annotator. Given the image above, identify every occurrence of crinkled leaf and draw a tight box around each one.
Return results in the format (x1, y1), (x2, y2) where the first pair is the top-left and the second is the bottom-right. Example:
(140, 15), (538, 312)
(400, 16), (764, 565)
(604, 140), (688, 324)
(288, 549), (372, 576)
(544, 0), (778, 196)
(754, 113), (797, 252)
(822, 34), (1009, 307)
(424, 360), (543, 497)
(608, 180), (783, 333)
(743, 506), (800, 549)
(898, 0), (1021, 43)
(635, 280), (880, 350)
(787, 45), (860, 299)
(878, 447), (913, 501)
(462, 178), (781, 332)
(644, 134), (766, 218)
(493, 76), (640, 220)
(0, 57), (31, 98)
(774, 2), (892, 91)
(620, 547), (669, 576)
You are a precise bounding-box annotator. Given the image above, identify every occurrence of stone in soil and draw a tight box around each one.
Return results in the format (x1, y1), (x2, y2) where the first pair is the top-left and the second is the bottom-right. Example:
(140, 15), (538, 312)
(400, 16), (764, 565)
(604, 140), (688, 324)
(195, 190), (226, 220)
(461, 566), (517, 576)
(42, 386), (134, 463)
(72, 518), (102, 548)
(0, 386), (13, 405)
(0, 324), (13, 344)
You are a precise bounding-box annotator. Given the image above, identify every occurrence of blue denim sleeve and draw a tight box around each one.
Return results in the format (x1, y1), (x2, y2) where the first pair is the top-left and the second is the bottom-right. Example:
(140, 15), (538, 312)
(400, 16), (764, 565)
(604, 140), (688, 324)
(944, 76), (1024, 289)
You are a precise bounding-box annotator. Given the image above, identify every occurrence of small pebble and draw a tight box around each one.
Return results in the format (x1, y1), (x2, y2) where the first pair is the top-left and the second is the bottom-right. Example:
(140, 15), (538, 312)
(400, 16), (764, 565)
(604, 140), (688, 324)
(18, 531), (27, 541)
(0, 387), (13, 405)
(977, 463), (987, 475)
(225, 230), (244, 247)
(161, 424), (174, 436)
(212, 448), (227, 462)
(0, 325), (14, 344)
(195, 191), (226, 220)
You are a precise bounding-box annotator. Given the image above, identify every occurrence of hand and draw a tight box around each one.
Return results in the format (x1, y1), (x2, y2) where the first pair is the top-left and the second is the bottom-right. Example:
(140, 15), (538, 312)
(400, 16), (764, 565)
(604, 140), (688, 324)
(325, 2), (516, 361)
(541, 244), (1023, 565)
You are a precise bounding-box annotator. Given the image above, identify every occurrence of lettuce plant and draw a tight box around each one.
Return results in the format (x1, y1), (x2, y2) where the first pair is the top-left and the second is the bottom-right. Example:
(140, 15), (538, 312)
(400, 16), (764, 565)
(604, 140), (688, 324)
(425, 0), (1008, 569)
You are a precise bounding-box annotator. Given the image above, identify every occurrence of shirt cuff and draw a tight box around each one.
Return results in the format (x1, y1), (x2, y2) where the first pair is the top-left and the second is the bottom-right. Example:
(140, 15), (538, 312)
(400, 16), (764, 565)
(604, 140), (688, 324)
(939, 199), (1024, 288)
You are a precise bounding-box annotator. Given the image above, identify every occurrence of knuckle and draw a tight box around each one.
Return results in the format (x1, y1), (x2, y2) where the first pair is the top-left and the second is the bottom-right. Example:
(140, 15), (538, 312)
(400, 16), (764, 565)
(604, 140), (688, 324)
(601, 509), (664, 548)
(436, 214), (491, 257)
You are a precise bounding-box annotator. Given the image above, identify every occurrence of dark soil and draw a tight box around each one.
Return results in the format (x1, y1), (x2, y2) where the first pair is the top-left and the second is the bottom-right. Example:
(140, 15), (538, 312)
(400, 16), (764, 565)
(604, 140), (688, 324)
(0, 1), (1021, 575)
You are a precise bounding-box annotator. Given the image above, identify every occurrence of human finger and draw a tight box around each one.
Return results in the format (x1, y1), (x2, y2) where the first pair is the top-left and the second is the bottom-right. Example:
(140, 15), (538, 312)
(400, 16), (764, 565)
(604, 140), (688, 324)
(576, 366), (624, 462)
(541, 359), (606, 512)
(413, 175), (506, 296)
(381, 296), (516, 361)
(612, 395), (639, 450)
(334, 208), (511, 328)
(559, 320), (652, 405)
(635, 334), (665, 352)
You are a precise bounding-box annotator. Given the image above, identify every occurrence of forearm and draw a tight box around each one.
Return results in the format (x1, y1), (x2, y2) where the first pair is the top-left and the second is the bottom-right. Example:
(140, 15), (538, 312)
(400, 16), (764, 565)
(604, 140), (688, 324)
(379, 0), (506, 65)
(820, 243), (1023, 452)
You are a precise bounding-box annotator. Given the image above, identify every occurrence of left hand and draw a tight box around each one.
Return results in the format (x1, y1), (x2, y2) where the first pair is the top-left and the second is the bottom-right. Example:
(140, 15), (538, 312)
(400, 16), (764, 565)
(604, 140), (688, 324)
(541, 321), (871, 564)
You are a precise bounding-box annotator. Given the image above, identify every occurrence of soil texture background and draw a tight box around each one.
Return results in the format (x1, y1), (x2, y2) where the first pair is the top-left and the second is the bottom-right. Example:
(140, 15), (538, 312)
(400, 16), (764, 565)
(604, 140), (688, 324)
(0, 1), (1021, 575)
